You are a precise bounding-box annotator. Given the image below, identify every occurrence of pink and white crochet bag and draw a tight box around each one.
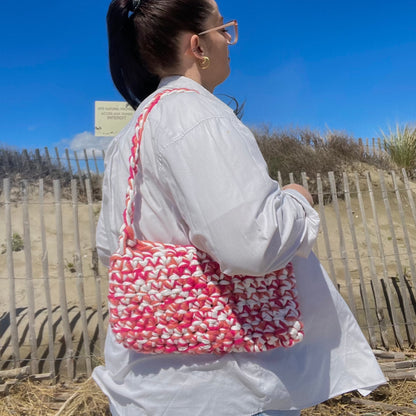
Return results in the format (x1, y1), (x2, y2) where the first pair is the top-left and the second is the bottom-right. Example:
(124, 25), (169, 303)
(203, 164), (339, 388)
(108, 88), (304, 354)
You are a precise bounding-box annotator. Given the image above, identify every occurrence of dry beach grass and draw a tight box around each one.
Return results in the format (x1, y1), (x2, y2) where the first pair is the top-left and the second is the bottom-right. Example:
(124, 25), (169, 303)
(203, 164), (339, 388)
(1, 376), (416, 415)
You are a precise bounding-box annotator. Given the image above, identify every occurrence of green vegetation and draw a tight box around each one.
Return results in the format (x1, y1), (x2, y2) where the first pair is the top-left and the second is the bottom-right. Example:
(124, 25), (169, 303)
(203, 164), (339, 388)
(1, 232), (24, 254)
(65, 255), (77, 273)
(381, 124), (416, 175)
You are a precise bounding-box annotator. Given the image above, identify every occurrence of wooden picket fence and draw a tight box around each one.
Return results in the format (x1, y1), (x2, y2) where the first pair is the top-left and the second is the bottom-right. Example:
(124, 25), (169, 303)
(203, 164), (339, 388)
(0, 177), (107, 379)
(2, 161), (416, 379)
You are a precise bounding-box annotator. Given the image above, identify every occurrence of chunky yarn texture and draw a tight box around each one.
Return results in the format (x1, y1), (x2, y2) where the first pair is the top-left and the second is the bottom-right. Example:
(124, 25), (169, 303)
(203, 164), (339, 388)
(108, 88), (304, 354)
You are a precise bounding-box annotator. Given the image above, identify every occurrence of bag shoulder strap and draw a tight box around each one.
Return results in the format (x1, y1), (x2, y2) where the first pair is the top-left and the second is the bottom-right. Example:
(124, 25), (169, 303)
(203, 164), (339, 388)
(119, 87), (198, 250)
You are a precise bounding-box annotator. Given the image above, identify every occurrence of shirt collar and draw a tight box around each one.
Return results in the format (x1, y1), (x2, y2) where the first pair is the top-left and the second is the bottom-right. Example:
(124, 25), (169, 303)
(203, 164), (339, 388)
(158, 75), (214, 99)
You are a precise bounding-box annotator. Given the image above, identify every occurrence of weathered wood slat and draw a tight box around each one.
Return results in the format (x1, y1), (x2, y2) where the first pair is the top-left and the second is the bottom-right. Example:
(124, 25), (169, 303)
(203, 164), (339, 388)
(379, 170), (415, 346)
(54, 180), (75, 379)
(301, 172), (320, 258)
(35, 148), (42, 175)
(317, 174), (338, 287)
(22, 180), (39, 374)
(402, 169), (416, 227)
(343, 172), (376, 346)
(92, 150), (100, 176)
(65, 148), (73, 176)
(39, 179), (56, 377)
(366, 172), (404, 348)
(379, 359), (416, 371)
(54, 147), (62, 171)
(385, 369), (416, 381)
(83, 149), (92, 184)
(301, 172), (309, 191)
(3, 178), (20, 366)
(277, 171), (283, 187)
(351, 397), (416, 414)
(71, 180), (92, 375)
(0, 366), (30, 379)
(329, 171), (356, 315)
(44, 147), (53, 173)
(86, 179), (106, 353)
(354, 173), (390, 349)
(373, 350), (406, 360)
(73, 151), (85, 193)
(391, 171), (416, 290)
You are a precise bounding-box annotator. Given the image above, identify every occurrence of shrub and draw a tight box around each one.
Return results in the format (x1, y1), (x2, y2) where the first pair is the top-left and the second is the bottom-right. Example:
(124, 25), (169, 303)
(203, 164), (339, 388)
(1, 232), (24, 254)
(0, 147), (102, 201)
(253, 127), (392, 203)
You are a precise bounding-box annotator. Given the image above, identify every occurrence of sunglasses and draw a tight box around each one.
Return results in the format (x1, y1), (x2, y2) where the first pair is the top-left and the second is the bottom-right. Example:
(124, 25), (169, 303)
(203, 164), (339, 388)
(198, 20), (238, 45)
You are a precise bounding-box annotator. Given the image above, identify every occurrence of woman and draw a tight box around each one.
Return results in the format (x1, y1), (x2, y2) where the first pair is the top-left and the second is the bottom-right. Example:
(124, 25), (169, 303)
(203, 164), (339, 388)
(93, 0), (386, 415)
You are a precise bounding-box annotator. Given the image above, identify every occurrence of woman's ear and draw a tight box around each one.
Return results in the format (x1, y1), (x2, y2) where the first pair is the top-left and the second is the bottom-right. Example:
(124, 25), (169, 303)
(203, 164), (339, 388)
(189, 34), (205, 59)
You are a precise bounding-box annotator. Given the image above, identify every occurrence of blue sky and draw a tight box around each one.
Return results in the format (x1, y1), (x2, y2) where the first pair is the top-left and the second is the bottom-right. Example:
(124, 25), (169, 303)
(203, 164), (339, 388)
(1, 0), (416, 155)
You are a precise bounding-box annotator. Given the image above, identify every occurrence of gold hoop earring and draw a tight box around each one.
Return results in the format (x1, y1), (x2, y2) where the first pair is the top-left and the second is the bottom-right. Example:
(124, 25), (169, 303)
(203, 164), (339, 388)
(199, 56), (210, 70)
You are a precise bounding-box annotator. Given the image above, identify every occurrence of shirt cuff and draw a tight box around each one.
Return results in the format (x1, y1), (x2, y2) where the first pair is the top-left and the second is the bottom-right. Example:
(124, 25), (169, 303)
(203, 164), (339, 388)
(283, 189), (320, 258)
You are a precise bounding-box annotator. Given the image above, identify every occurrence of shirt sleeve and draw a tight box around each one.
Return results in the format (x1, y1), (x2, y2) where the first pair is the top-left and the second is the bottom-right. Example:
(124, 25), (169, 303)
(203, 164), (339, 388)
(157, 114), (320, 276)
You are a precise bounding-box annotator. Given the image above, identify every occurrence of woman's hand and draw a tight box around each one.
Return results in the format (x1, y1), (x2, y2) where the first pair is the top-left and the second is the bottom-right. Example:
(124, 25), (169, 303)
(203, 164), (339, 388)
(282, 184), (314, 206)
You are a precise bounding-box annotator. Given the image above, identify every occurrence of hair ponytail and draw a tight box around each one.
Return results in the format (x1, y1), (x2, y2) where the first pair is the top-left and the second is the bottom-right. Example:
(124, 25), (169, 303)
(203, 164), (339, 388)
(107, 0), (159, 109)
(107, 0), (212, 108)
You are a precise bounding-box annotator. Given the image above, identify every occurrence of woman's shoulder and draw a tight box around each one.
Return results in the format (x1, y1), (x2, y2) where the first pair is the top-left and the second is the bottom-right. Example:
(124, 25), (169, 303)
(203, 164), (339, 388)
(159, 87), (235, 122)
(137, 78), (248, 151)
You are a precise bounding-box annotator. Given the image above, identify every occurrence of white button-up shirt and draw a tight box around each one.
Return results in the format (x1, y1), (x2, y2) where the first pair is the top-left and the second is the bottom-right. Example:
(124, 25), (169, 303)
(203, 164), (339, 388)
(93, 76), (385, 416)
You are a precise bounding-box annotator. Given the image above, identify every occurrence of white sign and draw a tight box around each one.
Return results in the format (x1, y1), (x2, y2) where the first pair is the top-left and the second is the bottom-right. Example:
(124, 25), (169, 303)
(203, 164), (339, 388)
(95, 101), (135, 137)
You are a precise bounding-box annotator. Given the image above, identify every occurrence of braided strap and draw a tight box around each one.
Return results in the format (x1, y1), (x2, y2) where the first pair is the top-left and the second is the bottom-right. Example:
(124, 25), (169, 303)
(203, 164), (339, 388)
(108, 88), (304, 354)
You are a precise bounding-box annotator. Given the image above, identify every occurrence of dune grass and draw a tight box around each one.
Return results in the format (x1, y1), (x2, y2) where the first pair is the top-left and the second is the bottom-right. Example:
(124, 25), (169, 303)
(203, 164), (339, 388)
(381, 124), (416, 175)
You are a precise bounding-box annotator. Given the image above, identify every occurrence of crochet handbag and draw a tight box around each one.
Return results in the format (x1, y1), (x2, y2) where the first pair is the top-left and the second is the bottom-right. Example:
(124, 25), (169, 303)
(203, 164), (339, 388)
(108, 88), (304, 354)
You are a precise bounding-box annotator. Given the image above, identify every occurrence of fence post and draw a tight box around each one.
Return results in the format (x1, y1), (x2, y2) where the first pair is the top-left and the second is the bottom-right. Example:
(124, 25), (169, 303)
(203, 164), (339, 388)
(74, 151), (86, 193)
(44, 147), (53, 174)
(83, 149), (93, 185)
(328, 171), (357, 316)
(22, 149), (30, 174)
(316, 174), (338, 288)
(379, 170), (415, 346)
(22, 180), (39, 373)
(35, 148), (43, 176)
(343, 173), (377, 347)
(86, 179), (106, 353)
(365, 171), (404, 348)
(391, 171), (416, 290)
(3, 178), (20, 367)
(277, 171), (283, 186)
(378, 137), (382, 155)
(55, 147), (62, 171)
(92, 150), (100, 175)
(358, 138), (363, 153)
(353, 173), (391, 349)
(54, 180), (75, 378)
(39, 179), (56, 377)
(65, 149), (73, 177)
(71, 180), (92, 375)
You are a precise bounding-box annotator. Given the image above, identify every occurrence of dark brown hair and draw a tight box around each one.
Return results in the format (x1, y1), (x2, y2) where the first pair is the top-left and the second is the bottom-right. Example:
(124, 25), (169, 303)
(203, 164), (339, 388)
(107, 0), (213, 109)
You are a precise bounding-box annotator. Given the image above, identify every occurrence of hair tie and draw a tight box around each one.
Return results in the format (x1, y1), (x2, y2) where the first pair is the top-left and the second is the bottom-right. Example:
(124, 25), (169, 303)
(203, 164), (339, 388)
(131, 0), (141, 14)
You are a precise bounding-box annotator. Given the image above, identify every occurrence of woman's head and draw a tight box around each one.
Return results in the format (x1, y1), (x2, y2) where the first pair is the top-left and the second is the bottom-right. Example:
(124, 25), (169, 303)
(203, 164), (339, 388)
(107, 0), (235, 108)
